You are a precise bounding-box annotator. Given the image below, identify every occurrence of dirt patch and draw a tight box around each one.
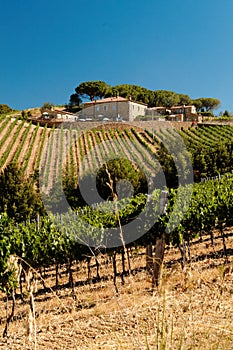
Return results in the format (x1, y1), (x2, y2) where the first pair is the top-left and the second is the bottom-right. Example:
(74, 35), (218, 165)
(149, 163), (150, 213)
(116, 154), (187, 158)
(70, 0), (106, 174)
(0, 230), (233, 349)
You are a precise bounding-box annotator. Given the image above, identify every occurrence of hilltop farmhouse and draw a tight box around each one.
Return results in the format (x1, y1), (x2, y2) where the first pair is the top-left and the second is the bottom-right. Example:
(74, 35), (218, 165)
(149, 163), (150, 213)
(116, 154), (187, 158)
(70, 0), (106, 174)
(78, 96), (147, 122)
(37, 97), (198, 123)
(77, 96), (197, 122)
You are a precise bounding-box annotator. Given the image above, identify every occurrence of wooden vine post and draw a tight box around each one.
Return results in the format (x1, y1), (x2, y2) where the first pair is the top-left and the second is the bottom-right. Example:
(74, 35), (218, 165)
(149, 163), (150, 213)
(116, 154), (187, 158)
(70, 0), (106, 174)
(152, 190), (168, 289)
(146, 244), (153, 270)
(152, 233), (166, 288)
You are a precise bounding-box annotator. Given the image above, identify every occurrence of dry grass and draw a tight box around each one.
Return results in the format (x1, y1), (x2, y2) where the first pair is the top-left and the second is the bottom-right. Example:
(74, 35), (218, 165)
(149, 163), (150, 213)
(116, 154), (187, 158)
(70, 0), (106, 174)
(0, 230), (233, 350)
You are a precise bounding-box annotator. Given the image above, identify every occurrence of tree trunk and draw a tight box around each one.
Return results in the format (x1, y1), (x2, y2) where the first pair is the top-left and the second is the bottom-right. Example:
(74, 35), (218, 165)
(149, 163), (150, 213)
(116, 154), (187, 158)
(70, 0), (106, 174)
(126, 247), (131, 275)
(68, 258), (74, 292)
(95, 257), (100, 280)
(120, 249), (125, 285)
(19, 269), (25, 302)
(178, 237), (187, 270)
(112, 251), (118, 295)
(220, 226), (228, 262)
(87, 257), (91, 281)
(209, 230), (215, 247)
(3, 289), (16, 338)
(152, 233), (166, 288)
(146, 244), (153, 270)
(55, 261), (59, 291)
(187, 237), (191, 262)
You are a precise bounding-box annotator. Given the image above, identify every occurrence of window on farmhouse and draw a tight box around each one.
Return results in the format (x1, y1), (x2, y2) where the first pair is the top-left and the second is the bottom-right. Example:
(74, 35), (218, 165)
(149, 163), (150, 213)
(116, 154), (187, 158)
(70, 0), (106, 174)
(104, 105), (108, 111)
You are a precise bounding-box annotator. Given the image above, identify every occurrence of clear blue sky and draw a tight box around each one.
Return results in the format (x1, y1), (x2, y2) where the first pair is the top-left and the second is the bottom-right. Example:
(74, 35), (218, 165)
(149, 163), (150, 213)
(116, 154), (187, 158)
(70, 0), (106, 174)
(1, 0), (233, 113)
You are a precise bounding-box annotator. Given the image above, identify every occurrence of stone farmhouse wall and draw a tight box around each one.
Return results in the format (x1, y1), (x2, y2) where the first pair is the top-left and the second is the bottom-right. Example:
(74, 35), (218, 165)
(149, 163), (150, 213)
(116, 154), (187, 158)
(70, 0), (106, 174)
(71, 120), (194, 131)
(128, 101), (147, 121)
(79, 101), (129, 120)
(80, 99), (149, 121)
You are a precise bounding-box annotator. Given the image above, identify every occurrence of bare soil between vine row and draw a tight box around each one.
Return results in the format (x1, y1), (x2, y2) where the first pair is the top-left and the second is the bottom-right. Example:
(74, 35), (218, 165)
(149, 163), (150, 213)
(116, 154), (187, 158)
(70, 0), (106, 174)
(0, 228), (233, 350)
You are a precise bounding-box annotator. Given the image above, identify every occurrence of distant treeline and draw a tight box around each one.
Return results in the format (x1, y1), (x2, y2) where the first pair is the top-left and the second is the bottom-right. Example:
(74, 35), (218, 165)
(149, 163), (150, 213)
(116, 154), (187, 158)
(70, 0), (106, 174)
(69, 80), (220, 112)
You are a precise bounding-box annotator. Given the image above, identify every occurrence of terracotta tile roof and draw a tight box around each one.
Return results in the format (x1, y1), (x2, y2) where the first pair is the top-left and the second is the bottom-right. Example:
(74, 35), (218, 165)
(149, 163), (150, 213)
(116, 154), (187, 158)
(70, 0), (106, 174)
(84, 97), (128, 106)
(170, 105), (194, 109)
(149, 105), (194, 110)
(83, 97), (147, 106)
(152, 107), (167, 110)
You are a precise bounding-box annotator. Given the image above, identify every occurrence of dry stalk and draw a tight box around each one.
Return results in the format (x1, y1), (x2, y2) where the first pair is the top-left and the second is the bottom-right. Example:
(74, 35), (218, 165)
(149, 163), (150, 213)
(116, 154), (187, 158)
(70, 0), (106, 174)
(25, 269), (37, 349)
(105, 164), (131, 273)
(15, 256), (89, 344)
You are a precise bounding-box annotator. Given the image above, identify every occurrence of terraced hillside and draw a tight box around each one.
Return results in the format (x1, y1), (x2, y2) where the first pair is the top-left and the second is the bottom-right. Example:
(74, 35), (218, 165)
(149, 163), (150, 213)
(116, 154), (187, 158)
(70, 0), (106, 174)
(0, 116), (51, 176)
(0, 116), (233, 190)
(1, 117), (233, 349)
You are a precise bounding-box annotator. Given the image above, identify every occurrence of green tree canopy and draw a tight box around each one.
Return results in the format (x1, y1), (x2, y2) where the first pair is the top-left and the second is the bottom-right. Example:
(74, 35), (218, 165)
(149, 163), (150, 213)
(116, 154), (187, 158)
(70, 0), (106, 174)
(70, 82), (155, 106)
(40, 102), (54, 113)
(69, 93), (82, 107)
(192, 98), (220, 112)
(222, 110), (232, 117)
(154, 90), (180, 108)
(75, 80), (111, 101)
(108, 84), (155, 106)
(177, 93), (192, 106)
(96, 158), (148, 201)
(192, 99), (203, 112)
(69, 81), (220, 111)
(199, 98), (220, 111)
(0, 162), (43, 222)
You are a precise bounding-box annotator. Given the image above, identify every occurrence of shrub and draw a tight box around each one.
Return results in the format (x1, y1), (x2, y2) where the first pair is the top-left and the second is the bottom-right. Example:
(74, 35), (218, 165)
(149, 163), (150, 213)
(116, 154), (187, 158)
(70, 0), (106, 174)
(0, 104), (13, 115)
